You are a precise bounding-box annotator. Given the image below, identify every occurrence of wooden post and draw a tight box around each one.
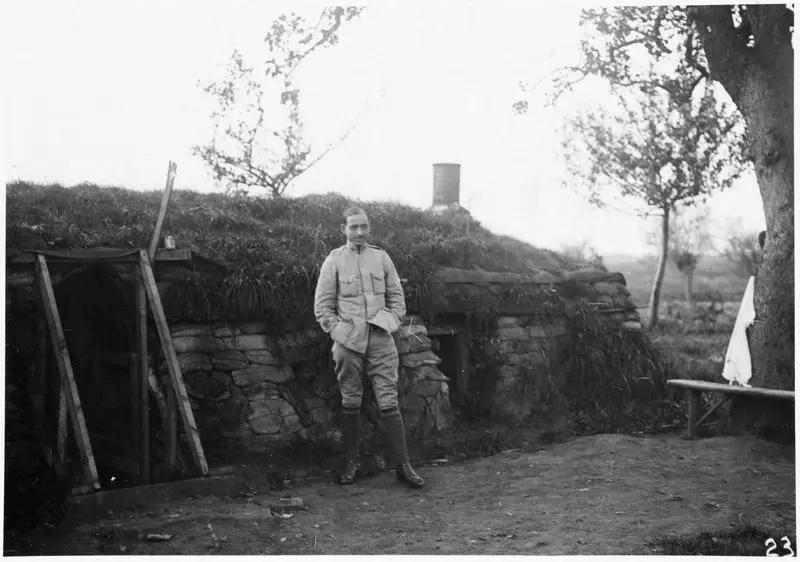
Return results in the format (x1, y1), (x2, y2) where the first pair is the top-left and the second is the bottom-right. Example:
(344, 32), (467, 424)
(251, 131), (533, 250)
(135, 270), (150, 484)
(147, 371), (184, 476)
(687, 389), (702, 439)
(128, 352), (141, 482)
(455, 332), (471, 405)
(148, 371), (168, 419)
(35, 255), (100, 490)
(34, 307), (48, 418)
(694, 395), (728, 430)
(166, 383), (178, 474)
(57, 378), (68, 468)
(148, 161), (177, 261)
(33, 305), (64, 476)
(138, 250), (208, 475)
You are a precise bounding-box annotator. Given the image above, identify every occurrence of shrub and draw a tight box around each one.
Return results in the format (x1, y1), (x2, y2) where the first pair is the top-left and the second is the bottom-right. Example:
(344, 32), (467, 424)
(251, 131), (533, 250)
(562, 301), (677, 431)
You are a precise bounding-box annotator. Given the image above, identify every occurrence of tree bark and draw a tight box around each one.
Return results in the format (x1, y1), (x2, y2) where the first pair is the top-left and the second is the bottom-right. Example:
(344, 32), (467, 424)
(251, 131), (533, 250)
(690, 5), (794, 389)
(647, 208), (670, 329)
(683, 267), (694, 306)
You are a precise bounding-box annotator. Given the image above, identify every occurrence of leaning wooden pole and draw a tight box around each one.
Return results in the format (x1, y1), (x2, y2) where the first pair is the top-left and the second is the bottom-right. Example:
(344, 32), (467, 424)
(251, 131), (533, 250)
(148, 161), (178, 261)
(35, 255), (101, 490)
(135, 269), (150, 484)
(138, 250), (208, 475)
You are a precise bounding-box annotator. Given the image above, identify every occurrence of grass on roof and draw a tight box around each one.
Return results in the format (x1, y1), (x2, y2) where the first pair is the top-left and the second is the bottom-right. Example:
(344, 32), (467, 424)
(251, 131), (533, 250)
(6, 181), (584, 324)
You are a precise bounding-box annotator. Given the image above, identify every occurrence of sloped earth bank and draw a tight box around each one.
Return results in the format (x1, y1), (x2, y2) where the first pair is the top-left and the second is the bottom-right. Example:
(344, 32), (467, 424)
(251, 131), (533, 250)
(7, 433), (794, 555)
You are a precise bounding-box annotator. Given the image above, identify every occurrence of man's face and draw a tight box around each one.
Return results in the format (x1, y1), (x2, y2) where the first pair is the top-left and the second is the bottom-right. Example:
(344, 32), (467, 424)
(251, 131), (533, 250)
(341, 214), (370, 247)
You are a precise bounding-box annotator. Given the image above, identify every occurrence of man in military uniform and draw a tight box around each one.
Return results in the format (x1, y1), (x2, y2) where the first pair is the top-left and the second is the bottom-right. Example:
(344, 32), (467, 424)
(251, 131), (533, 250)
(314, 206), (424, 488)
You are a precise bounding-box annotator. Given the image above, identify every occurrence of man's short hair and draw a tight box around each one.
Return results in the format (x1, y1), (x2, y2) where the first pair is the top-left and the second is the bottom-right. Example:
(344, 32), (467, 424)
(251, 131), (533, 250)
(342, 206), (367, 220)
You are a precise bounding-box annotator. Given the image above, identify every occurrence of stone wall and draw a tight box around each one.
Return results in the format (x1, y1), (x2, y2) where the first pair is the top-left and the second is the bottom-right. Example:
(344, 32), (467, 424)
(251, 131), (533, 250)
(429, 267), (643, 421)
(475, 315), (571, 420)
(160, 318), (453, 451)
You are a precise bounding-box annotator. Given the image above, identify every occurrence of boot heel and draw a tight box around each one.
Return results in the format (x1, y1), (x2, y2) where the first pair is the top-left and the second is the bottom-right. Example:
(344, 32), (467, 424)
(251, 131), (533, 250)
(339, 460), (360, 485)
(396, 462), (425, 488)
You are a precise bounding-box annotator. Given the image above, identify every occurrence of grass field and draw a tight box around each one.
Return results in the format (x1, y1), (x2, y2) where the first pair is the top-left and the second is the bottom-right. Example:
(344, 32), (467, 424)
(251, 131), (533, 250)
(604, 253), (749, 307)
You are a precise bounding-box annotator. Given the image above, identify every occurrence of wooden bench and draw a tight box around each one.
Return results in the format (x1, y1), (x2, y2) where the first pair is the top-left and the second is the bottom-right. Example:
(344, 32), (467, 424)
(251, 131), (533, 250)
(666, 379), (795, 438)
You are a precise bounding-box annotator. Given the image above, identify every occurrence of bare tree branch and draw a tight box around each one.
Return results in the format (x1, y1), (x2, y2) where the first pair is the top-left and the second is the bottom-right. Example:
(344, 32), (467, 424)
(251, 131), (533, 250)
(196, 8), (363, 197)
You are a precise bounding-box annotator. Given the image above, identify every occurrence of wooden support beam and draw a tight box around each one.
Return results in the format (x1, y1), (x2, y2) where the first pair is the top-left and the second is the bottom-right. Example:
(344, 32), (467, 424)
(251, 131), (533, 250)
(35, 255), (101, 490)
(686, 389), (702, 439)
(135, 270), (150, 484)
(128, 353), (141, 482)
(32, 305), (69, 480)
(34, 306), (52, 448)
(10, 247), (193, 265)
(166, 383), (178, 474)
(147, 371), (185, 477)
(34, 307), (48, 416)
(138, 250), (208, 475)
(148, 161), (178, 261)
(33, 306), (60, 475)
(693, 395), (730, 430)
(57, 379), (68, 468)
(454, 332), (471, 405)
(147, 372), (168, 420)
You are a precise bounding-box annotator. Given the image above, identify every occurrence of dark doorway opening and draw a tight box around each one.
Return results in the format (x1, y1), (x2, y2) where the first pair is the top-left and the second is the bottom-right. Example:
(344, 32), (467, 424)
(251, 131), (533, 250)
(429, 329), (470, 406)
(48, 265), (139, 489)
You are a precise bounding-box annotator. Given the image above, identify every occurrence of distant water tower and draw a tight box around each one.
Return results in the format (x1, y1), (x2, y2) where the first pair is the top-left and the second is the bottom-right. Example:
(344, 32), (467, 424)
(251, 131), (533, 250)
(432, 163), (461, 213)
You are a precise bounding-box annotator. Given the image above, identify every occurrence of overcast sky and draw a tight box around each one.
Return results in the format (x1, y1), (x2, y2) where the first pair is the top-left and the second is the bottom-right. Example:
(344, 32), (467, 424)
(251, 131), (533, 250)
(4, 0), (766, 256)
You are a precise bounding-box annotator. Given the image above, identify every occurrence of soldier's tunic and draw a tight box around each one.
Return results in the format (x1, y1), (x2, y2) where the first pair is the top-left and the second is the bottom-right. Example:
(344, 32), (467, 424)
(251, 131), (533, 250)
(313, 241), (406, 409)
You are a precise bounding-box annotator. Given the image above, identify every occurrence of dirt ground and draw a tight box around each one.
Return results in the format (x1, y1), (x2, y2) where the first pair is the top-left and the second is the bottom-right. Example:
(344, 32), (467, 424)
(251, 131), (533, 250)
(6, 431), (795, 556)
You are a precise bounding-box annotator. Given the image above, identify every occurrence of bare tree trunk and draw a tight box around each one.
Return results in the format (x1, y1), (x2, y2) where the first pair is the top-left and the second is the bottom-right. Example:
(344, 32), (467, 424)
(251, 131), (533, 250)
(691, 6), (794, 389)
(647, 208), (670, 329)
(683, 267), (695, 306)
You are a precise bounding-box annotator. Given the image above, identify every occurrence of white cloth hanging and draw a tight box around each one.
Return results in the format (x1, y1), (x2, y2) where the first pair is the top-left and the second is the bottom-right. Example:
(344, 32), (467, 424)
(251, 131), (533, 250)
(721, 276), (756, 387)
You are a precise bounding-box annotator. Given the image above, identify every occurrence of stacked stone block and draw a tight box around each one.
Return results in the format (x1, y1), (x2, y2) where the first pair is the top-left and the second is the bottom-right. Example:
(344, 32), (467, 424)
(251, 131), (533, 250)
(478, 316), (570, 420)
(433, 267), (643, 422)
(162, 319), (452, 450)
(395, 317), (453, 434)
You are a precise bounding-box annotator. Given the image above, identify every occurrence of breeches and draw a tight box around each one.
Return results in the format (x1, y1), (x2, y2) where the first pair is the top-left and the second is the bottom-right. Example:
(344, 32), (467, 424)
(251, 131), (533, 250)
(333, 324), (399, 410)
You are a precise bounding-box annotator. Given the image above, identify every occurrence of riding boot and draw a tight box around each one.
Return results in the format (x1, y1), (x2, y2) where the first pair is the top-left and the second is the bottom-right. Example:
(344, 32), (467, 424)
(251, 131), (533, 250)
(381, 407), (424, 488)
(339, 408), (360, 485)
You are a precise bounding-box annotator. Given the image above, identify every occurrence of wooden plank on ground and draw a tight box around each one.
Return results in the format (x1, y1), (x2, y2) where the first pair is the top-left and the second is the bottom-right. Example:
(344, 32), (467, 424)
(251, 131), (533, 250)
(35, 255), (101, 490)
(138, 250), (208, 475)
(67, 474), (242, 522)
(148, 161), (178, 261)
(666, 378), (794, 400)
(135, 270), (150, 484)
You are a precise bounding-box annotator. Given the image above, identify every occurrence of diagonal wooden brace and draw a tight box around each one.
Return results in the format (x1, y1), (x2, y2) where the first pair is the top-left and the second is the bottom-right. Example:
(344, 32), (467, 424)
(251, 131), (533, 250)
(35, 255), (101, 490)
(693, 394), (730, 431)
(138, 250), (208, 475)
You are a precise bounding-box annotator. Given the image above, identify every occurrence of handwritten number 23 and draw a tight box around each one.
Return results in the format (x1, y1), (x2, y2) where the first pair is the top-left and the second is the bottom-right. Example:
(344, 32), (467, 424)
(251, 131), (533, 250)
(765, 536), (794, 557)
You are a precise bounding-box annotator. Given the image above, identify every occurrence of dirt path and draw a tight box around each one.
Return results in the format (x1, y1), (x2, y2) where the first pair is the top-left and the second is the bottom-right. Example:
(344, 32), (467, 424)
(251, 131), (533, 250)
(9, 433), (795, 555)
